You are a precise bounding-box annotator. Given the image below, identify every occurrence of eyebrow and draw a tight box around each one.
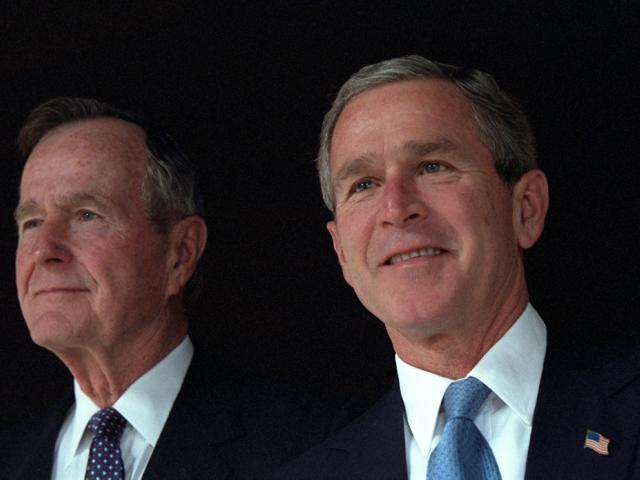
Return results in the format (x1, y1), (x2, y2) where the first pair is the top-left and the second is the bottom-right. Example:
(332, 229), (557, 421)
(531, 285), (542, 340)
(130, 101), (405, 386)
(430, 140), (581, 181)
(333, 138), (459, 185)
(334, 154), (377, 185)
(13, 201), (39, 224)
(14, 192), (110, 224)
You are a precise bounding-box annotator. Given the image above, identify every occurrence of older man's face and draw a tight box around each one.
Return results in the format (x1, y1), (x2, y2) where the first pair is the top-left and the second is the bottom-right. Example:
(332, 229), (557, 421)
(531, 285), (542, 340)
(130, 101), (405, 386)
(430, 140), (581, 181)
(15, 118), (173, 354)
(327, 79), (530, 340)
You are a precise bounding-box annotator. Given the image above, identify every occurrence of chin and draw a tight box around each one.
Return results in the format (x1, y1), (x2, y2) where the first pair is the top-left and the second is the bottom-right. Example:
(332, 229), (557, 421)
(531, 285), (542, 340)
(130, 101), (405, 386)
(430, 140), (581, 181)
(25, 311), (83, 350)
(376, 298), (458, 337)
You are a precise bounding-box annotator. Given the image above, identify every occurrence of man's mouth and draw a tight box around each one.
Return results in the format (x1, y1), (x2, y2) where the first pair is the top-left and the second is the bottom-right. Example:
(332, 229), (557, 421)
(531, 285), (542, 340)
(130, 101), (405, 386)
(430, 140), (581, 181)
(386, 247), (445, 265)
(34, 288), (87, 296)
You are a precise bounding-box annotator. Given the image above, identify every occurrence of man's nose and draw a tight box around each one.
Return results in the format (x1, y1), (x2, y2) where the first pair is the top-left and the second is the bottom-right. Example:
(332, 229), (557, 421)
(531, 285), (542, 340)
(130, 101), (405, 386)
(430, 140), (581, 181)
(32, 219), (71, 264)
(378, 176), (429, 227)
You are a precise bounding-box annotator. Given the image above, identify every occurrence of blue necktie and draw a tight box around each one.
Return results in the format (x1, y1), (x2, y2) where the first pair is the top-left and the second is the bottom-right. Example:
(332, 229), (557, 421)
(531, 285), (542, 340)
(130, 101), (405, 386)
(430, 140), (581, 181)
(85, 408), (127, 480)
(427, 377), (501, 480)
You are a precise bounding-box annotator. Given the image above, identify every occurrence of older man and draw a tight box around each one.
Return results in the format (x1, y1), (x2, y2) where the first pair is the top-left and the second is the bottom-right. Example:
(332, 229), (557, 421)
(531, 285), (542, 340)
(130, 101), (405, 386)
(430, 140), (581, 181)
(277, 56), (640, 479)
(0, 97), (342, 479)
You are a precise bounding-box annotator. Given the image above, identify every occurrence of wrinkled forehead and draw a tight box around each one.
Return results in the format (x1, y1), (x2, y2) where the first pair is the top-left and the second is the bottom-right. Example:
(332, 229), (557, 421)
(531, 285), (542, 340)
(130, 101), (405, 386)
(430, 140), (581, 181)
(23, 118), (147, 178)
(331, 79), (478, 158)
(19, 118), (150, 204)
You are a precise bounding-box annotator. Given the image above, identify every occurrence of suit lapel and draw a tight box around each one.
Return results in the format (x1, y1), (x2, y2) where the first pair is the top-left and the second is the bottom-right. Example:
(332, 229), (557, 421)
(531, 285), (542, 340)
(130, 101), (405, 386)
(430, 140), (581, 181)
(323, 380), (407, 479)
(142, 354), (246, 480)
(525, 335), (640, 480)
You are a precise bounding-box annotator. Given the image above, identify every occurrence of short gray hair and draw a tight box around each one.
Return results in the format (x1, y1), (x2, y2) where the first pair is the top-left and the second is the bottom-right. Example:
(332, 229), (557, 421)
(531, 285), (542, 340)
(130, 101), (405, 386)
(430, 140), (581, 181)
(317, 55), (537, 213)
(18, 96), (203, 230)
(17, 96), (205, 300)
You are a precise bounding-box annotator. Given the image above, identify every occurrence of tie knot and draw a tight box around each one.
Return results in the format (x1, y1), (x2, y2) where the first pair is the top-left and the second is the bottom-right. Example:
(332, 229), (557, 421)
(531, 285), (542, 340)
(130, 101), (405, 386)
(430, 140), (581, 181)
(443, 377), (491, 420)
(87, 408), (127, 441)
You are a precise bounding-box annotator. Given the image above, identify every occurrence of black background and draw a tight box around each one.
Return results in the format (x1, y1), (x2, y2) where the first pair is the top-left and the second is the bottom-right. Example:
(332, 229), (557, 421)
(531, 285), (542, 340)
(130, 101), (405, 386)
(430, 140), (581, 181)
(1, 1), (639, 425)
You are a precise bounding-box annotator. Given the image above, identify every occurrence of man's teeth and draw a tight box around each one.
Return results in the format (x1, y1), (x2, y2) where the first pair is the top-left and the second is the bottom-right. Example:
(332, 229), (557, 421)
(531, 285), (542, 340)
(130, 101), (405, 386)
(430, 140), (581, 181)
(389, 248), (444, 265)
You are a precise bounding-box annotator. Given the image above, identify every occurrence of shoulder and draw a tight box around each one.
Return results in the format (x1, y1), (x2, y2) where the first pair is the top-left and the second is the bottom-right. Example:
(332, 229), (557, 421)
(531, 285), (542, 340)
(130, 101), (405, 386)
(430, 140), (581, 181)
(180, 351), (364, 435)
(527, 330), (640, 479)
(273, 380), (406, 480)
(0, 391), (72, 477)
(543, 328), (640, 397)
(166, 352), (375, 476)
(0, 419), (35, 473)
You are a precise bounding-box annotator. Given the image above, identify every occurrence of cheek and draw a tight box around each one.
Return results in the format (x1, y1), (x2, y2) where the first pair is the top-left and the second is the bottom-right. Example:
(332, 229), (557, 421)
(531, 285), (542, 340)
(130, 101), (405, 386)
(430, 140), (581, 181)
(96, 237), (167, 290)
(340, 214), (373, 265)
(434, 188), (496, 259)
(76, 240), (135, 291)
(458, 193), (516, 262)
(15, 248), (31, 296)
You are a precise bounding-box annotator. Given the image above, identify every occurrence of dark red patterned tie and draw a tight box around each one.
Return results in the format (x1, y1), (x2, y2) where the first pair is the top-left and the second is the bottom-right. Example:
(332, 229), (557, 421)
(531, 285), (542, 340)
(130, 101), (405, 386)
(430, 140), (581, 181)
(85, 408), (127, 480)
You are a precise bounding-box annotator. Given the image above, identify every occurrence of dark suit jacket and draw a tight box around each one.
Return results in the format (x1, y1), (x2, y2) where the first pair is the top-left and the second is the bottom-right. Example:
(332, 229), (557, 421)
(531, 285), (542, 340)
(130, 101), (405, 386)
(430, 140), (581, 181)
(0, 353), (350, 480)
(275, 333), (640, 479)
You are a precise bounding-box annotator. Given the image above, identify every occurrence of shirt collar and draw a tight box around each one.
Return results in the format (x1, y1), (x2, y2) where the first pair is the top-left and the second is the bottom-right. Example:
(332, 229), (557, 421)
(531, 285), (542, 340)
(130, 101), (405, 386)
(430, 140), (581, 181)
(113, 335), (193, 446)
(66, 336), (194, 460)
(395, 355), (450, 459)
(396, 303), (547, 457)
(470, 303), (546, 426)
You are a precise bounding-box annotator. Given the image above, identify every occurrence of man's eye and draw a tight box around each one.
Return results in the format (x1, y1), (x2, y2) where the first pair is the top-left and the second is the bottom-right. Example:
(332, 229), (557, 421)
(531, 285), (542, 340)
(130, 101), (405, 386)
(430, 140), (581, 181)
(79, 211), (97, 221)
(354, 180), (374, 193)
(423, 162), (445, 174)
(21, 219), (41, 231)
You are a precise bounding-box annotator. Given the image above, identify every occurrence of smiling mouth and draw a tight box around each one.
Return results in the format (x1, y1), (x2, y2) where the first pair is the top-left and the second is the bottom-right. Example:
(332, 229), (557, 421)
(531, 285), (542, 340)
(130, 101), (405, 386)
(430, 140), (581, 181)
(386, 247), (446, 265)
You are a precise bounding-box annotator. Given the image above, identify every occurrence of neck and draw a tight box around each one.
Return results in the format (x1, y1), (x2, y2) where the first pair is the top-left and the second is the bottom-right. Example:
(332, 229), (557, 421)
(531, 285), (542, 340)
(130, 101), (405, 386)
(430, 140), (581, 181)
(389, 281), (529, 379)
(55, 311), (188, 408)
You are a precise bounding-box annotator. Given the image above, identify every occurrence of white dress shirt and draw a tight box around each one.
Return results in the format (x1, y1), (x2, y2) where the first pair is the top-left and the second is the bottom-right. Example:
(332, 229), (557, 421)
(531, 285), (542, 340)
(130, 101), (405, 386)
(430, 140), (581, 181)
(51, 336), (194, 480)
(397, 304), (547, 480)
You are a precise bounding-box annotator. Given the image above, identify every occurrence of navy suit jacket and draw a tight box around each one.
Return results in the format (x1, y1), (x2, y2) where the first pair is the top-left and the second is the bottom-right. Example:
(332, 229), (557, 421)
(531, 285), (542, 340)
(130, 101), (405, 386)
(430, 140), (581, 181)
(275, 333), (640, 479)
(0, 353), (348, 480)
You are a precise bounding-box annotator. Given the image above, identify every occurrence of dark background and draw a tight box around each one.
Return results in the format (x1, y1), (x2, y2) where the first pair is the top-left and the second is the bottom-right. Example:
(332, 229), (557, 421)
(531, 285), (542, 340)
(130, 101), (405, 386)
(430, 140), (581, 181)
(1, 1), (639, 425)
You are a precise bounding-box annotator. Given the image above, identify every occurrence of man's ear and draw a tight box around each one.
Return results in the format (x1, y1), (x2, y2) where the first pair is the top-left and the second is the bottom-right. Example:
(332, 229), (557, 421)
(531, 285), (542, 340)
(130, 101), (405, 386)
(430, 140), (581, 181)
(327, 220), (353, 287)
(166, 215), (208, 296)
(512, 169), (549, 249)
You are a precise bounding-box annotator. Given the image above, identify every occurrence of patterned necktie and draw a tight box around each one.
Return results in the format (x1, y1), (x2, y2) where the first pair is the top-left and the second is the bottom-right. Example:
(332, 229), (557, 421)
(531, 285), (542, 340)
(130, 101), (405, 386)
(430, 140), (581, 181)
(427, 377), (501, 480)
(85, 408), (127, 480)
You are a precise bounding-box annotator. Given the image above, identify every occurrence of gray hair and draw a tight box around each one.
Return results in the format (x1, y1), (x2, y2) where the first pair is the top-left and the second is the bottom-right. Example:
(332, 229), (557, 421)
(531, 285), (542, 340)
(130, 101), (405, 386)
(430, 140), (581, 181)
(18, 96), (203, 230)
(317, 55), (537, 213)
(17, 96), (205, 300)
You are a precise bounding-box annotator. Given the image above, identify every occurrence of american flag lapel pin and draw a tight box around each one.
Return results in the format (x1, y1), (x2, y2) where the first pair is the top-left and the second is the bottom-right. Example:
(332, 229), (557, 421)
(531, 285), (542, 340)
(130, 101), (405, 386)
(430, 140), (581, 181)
(584, 429), (610, 455)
